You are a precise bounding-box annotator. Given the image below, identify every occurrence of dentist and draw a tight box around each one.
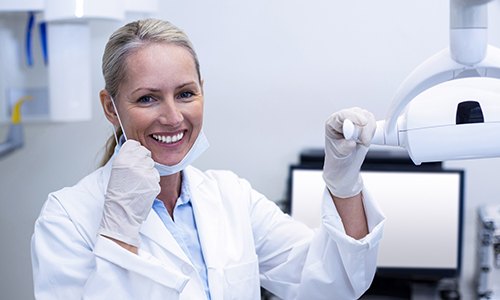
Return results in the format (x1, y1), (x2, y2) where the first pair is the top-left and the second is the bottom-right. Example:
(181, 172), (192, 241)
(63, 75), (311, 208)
(31, 18), (384, 300)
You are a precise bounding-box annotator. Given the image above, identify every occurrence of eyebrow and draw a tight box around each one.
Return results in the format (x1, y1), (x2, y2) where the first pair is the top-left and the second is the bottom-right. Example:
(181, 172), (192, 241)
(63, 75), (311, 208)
(177, 81), (199, 89)
(131, 81), (199, 95)
(131, 87), (161, 94)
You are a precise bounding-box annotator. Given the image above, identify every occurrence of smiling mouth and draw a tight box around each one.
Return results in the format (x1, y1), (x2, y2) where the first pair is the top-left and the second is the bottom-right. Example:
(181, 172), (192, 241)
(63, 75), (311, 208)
(152, 132), (184, 144)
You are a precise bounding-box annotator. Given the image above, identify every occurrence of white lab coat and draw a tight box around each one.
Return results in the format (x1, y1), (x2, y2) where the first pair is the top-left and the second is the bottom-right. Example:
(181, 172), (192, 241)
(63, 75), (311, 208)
(31, 159), (385, 300)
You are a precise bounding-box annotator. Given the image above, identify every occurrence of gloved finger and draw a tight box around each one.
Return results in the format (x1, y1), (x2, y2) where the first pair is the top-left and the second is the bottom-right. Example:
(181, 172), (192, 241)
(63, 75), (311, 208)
(325, 114), (345, 139)
(120, 139), (141, 150)
(357, 110), (376, 146)
(328, 137), (357, 157)
(326, 107), (368, 139)
(117, 157), (156, 170)
(115, 139), (154, 168)
(121, 139), (151, 158)
(340, 107), (369, 126)
(138, 156), (156, 169)
(151, 165), (160, 183)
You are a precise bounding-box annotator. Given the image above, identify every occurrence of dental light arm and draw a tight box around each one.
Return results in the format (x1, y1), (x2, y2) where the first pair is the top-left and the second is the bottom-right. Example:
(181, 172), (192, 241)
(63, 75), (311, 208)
(345, 0), (500, 165)
(450, 0), (489, 66)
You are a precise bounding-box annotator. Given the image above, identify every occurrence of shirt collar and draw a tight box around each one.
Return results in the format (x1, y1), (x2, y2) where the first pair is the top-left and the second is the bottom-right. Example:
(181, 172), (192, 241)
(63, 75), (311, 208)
(177, 171), (192, 206)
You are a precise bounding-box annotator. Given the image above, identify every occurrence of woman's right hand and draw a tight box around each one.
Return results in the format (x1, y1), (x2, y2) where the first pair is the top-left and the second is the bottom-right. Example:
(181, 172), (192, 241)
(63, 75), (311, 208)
(99, 140), (160, 248)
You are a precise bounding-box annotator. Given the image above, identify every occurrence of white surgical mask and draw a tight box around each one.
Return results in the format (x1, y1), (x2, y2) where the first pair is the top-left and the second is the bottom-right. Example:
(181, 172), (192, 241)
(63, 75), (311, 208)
(110, 96), (209, 176)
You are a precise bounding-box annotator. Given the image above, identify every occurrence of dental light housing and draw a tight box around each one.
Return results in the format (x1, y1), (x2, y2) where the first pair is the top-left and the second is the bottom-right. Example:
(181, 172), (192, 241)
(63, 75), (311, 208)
(371, 0), (500, 164)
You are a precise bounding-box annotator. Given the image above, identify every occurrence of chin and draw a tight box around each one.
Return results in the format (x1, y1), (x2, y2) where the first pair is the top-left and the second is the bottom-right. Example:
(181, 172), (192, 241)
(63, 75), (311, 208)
(154, 156), (182, 166)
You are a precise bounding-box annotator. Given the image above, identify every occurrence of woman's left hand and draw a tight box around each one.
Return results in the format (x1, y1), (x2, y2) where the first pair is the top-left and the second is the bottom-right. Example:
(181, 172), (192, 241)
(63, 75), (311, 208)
(322, 107), (376, 198)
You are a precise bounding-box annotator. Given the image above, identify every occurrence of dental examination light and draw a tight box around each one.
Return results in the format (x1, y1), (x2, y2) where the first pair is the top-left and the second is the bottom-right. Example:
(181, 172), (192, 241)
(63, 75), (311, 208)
(344, 0), (500, 165)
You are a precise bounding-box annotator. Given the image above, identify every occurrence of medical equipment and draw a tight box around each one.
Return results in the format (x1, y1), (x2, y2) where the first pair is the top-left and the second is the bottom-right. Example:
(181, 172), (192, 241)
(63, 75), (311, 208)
(476, 204), (500, 299)
(344, 0), (500, 165)
(25, 12), (47, 67)
(0, 96), (30, 158)
(0, 0), (158, 122)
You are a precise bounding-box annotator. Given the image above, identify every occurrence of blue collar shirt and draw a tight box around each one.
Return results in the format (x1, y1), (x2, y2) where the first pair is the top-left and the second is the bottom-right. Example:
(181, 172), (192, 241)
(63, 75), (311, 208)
(151, 173), (211, 299)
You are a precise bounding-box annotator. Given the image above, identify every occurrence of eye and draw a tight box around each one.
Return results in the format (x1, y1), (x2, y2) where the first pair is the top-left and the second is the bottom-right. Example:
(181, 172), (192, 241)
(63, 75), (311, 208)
(137, 95), (156, 104)
(178, 91), (195, 100)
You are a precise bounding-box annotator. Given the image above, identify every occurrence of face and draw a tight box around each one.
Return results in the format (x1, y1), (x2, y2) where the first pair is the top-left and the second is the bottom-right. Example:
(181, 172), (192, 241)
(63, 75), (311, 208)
(101, 43), (204, 166)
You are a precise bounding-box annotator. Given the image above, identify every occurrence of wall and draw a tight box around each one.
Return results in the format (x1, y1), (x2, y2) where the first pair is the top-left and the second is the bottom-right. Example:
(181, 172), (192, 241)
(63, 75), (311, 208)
(1, 1), (500, 299)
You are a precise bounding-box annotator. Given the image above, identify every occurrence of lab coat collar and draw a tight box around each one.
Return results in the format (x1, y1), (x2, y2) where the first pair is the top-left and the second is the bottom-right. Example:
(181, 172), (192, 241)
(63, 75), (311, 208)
(102, 162), (226, 296)
(139, 167), (193, 265)
(139, 166), (226, 272)
(140, 207), (192, 265)
(99, 157), (114, 194)
(182, 166), (226, 268)
(184, 166), (226, 297)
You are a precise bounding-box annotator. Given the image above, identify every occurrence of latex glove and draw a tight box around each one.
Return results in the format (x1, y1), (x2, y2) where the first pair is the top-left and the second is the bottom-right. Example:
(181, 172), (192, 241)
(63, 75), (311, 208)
(99, 140), (160, 247)
(323, 107), (376, 198)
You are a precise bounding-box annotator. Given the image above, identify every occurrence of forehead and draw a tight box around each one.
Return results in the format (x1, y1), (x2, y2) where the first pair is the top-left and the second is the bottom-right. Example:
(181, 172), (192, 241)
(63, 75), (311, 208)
(121, 43), (198, 89)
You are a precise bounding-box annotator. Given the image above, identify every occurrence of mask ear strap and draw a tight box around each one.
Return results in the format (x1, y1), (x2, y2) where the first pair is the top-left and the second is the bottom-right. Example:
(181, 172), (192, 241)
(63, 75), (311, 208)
(110, 96), (128, 143)
(111, 125), (119, 146)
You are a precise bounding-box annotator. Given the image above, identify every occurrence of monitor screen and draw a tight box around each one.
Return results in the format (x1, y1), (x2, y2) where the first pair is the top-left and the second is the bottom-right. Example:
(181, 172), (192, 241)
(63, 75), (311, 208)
(288, 165), (464, 280)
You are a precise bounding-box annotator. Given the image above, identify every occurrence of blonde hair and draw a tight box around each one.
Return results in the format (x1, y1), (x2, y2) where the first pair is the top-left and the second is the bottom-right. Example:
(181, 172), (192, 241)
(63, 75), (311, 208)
(100, 19), (201, 166)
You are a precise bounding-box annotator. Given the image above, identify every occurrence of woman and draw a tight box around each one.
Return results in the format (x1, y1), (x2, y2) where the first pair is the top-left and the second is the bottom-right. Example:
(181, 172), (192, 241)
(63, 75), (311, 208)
(31, 19), (384, 299)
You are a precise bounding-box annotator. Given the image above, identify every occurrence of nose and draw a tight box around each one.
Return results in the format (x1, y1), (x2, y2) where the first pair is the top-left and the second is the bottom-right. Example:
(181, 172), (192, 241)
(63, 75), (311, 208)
(157, 98), (183, 127)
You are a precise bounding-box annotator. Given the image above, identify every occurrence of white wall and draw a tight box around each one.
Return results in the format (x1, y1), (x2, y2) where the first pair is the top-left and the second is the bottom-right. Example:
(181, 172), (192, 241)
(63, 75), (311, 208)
(1, 1), (500, 299)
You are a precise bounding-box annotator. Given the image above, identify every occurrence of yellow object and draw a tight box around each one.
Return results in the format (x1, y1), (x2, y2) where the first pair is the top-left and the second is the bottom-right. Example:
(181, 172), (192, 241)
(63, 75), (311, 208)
(11, 96), (32, 124)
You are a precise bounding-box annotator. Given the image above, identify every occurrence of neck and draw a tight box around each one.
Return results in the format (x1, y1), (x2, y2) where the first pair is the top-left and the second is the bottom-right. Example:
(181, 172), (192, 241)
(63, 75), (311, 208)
(157, 172), (182, 217)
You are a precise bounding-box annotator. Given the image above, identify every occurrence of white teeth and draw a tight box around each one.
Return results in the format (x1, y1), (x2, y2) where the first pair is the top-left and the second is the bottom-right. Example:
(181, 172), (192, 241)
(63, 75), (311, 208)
(153, 132), (184, 144)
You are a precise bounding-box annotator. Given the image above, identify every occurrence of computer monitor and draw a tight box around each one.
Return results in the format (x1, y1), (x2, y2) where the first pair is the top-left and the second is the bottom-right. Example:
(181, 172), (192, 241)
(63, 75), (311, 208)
(287, 164), (464, 281)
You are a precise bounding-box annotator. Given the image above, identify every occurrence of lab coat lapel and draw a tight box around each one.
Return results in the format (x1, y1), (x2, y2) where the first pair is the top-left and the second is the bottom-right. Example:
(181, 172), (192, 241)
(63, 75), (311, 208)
(186, 167), (226, 298)
(140, 208), (192, 265)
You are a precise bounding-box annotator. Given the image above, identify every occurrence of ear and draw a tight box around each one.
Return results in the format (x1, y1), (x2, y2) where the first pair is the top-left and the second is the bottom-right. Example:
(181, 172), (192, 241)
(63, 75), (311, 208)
(100, 90), (119, 127)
